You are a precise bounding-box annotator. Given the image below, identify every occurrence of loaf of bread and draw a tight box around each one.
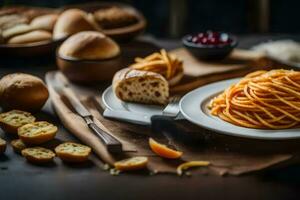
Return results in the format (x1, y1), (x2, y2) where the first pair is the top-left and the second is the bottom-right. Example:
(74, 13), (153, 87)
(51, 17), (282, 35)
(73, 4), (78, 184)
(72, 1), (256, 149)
(8, 30), (52, 44)
(53, 9), (99, 40)
(18, 121), (57, 145)
(30, 14), (58, 31)
(0, 110), (35, 134)
(113, 68), (169, 105)
(55, 142), (91, 162)
(58, 31), (120, 60)
(2, 24), (32, 39)
(0, 14), (29, 31)
(22, 147), (55, 164)
(0, 73), (49, 112)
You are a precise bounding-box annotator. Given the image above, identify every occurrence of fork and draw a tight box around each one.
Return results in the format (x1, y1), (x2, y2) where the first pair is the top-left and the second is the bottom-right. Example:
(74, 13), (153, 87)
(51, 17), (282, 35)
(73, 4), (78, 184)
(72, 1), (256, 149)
(162, 95), (181, 117)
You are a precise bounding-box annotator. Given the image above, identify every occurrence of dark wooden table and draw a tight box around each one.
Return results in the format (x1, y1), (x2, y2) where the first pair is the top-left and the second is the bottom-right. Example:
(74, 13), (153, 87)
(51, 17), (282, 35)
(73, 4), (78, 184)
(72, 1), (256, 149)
(1, 35), (300, 200)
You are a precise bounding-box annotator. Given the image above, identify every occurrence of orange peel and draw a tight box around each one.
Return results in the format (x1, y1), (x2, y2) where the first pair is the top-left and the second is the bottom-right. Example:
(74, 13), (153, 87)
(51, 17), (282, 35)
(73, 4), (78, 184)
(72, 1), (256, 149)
(149, 138), (182, 159)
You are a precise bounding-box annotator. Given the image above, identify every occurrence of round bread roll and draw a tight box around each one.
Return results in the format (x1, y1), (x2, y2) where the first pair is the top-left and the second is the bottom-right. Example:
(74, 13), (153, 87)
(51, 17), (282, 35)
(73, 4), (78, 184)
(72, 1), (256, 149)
(53, 9), (99, 40)
(2, 24), (32, 39)
(8, 30), (52, 44)
(30, 14), (59, 31)
(0, 73), (49, 112)
(58, 31), (120, 60)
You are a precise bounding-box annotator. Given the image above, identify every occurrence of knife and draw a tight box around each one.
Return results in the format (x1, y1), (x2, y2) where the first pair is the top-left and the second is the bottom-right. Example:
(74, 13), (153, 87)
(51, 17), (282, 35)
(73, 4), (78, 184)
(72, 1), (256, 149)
(54, 74), (123, 153)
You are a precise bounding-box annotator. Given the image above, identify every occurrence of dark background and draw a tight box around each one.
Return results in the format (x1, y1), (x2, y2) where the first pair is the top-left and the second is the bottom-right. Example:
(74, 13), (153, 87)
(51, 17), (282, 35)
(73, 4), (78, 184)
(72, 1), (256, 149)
(1, 0), (300, 38)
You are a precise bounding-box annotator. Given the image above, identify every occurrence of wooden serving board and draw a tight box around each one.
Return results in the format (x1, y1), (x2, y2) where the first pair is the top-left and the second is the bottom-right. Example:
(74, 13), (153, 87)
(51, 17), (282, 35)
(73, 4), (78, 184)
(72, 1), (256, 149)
(45, 44), (297, 175)
(46, 71), (296, 176)
(169, 48), (271, 93)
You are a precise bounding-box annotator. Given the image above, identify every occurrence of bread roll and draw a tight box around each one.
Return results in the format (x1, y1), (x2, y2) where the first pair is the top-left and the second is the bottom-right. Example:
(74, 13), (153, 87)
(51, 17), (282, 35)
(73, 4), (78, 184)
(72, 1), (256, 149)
(113, 68), (169, 105)
(53, 9), (99, 40)
(0, 14), (29, 30)
(58, 31), (120, 60)
(30, 14), (58, 31)
(8, 30), (52, 44)
(2, 24), (32, 39)
(0, 73), (49, 112)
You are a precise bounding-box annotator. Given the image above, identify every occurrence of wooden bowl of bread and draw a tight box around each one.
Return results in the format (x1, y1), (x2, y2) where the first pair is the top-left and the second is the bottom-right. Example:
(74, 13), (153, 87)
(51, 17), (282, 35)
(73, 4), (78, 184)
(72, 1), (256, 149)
(57, 31), (123, 83)
(64, 2), (146, 41)
(0, 6), (63, 56)
(0, 6), (102, 56)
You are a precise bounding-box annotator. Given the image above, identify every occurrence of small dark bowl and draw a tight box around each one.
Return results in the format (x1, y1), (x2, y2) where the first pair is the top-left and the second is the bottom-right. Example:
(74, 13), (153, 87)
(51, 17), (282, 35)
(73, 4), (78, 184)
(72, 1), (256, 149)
(182, 33), (238, 60)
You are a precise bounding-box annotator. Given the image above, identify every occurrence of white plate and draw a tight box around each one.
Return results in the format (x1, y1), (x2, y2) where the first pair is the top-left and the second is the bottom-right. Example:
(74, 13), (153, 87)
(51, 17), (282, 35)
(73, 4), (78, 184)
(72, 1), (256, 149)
(179, 78), (300, 140)
(102, 86), (163, 123)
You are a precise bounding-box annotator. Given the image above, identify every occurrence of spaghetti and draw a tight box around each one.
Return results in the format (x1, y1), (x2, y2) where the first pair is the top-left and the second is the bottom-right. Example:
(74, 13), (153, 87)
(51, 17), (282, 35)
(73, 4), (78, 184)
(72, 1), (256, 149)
(209, 69), (300, 129)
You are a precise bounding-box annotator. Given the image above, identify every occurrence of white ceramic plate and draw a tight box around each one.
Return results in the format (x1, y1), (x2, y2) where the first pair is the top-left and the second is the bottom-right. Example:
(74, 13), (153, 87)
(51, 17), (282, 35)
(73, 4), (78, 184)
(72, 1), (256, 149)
(179, 78), (300, 140)
(102, 86), (163, 115)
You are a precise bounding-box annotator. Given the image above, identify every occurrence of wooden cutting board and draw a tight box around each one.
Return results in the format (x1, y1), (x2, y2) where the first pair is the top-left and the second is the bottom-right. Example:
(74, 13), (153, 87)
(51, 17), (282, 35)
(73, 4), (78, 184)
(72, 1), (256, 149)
(169, 48), (271, 93)
(45, 43), (295, 175)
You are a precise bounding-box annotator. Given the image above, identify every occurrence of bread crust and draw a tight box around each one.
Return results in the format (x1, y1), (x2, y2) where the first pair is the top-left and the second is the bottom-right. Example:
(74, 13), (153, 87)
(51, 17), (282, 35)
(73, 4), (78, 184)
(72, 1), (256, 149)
(0, 73), (49, 112)
(21, 147), (55, 163)
(55, 142), (91, 162)
(0, 110), (35, 134)
(18, 121), (57, 145)
(0, 138), (7, 154)
(53, 9), (99, 40)
(58, 31), (120, 60)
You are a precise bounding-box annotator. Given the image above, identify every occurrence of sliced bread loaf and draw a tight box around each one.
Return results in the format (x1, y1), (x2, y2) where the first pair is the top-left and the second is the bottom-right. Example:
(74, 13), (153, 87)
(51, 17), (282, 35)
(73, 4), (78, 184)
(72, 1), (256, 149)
(113, 68), (169, 105)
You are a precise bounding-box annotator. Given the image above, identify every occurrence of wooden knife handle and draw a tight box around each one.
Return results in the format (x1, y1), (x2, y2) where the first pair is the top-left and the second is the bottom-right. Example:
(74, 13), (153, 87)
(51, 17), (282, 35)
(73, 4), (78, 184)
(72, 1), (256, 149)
(88, 122), (123, 153)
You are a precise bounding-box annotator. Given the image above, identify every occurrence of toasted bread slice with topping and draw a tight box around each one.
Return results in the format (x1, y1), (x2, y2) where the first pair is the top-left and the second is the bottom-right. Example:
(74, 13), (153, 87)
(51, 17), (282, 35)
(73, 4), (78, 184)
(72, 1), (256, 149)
(21, 147), (55, 163)
(55, 142), (91, 162)
(114, 156), (148, 171)
(0, 110), (35, 134)
(11, 139), (27, 153)
(18, 121), (57, 145)
(0, 138), (7, 154)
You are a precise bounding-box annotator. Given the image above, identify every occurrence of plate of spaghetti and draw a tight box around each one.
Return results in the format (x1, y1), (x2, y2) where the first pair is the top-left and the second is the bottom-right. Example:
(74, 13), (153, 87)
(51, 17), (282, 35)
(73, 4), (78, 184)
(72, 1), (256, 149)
(179, 69), (300, 140)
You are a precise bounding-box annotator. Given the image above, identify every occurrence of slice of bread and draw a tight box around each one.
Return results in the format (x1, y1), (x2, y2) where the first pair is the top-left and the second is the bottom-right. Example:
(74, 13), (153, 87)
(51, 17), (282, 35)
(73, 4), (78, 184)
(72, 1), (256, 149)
(55, 142), (91, 162)
(21, 147), (55, 163)
(114, 156), (148, 171)
(0, 110), (36, 134)
(113, 68), (169, 105)
(0, 138), (7, 154)
(11, 139), (27, 153)
(18, 121), (57, 145)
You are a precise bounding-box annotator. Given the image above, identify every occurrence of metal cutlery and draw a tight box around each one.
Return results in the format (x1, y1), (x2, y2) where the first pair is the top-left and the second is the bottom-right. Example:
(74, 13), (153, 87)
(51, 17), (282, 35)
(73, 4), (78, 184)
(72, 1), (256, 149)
(53, 74), (123, 153)
(162, 95), (181, 117)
